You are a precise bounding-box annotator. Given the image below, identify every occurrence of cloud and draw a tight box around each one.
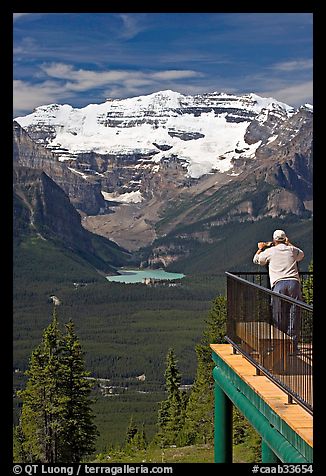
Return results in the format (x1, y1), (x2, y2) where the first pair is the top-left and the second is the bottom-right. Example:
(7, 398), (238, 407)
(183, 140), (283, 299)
(260, 80), (313, 107)
(13, 63), (206, 115)
(41, 63), (203, 90)
(13, 80), (64, 117)
(41, 63), (137, 87)
(271, 59), (313, 72)
(117, 13), (148, 40)
(151, 70), (203, 80)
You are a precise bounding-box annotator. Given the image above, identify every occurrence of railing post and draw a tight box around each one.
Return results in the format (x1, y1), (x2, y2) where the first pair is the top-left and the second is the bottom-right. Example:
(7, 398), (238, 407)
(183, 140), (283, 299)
(214, 380), (233, 463)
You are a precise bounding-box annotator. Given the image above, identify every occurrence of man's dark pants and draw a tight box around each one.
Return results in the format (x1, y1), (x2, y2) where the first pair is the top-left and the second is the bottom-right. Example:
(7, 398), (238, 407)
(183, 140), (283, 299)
(272, 279), (302, 351)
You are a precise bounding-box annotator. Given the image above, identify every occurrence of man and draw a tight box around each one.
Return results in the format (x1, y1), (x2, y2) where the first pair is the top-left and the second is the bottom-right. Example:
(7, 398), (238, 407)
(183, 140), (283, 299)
(253, 229), (304, 352)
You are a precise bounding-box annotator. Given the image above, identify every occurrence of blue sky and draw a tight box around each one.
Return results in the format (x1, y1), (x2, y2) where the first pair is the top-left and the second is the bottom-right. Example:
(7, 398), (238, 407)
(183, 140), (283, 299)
(13, 12), (313, 116)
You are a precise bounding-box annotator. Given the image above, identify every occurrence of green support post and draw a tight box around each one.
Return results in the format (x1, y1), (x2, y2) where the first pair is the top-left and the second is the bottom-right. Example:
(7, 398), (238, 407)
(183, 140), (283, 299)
(262, 440), (279, 463)
(214, 380), (233, 463)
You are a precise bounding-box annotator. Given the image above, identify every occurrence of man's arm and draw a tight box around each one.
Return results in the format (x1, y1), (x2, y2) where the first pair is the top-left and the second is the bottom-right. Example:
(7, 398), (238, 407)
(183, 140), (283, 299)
(253, 245), (270, 265)
(285, 239), (304, 262)
(293, 246), (304, 262)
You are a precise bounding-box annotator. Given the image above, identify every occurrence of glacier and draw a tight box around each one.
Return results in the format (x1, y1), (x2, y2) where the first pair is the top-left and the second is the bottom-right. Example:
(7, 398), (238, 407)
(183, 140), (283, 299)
(14, 89), (297, 179)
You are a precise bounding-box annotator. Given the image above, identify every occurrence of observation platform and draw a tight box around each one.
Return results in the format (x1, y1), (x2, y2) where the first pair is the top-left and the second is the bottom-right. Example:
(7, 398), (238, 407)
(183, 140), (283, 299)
(211, 343), (313, 463)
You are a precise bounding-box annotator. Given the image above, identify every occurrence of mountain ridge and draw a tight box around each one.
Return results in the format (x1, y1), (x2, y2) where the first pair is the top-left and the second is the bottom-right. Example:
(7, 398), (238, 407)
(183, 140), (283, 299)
(13, 89), (313, 258)
(14, 89), (299, 180)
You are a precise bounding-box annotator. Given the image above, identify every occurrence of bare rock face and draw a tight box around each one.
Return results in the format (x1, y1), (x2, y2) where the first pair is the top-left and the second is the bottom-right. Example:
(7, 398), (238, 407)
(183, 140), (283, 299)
(13, 122), (106, 215)
(266, 189), (306, 217)
(13, 164), (132, 272)
(13, 165), (94, 251)
(146, 244), (191, 268)
(244, 103), (290, 145)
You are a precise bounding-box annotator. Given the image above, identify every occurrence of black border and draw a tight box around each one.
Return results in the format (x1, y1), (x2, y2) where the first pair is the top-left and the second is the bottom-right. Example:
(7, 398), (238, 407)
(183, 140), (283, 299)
(6, 3), (322, 472)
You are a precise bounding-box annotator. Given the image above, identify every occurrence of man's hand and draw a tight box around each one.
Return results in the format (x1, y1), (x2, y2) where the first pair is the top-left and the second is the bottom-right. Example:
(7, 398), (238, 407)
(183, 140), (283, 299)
(257, 242), (266, 250)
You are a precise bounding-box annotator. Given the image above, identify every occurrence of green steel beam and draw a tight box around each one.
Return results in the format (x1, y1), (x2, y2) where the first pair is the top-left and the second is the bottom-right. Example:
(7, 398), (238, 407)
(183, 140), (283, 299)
(214, 381), (233, 463)
(212, 351), (312, 462)
(262, 440), (280, 463)
(213, 366), (309, 463)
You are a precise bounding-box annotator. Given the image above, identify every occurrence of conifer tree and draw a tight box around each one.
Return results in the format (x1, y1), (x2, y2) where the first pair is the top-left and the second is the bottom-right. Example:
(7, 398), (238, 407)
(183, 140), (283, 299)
(182, 295), (226, 444)
(125, 417), (138, 446)
(16, 309), (98, 463)
(181, 295), (261, 456)
(125, 418), (147, 451)
(134, 423), (147, 450)
(156, 348), (186, 446)
(302, 260), (313, 305)
(13, 422), (28, 462)
(18, 309), (66, 462)
(58, 320), (98, 462)
(301, 260), (313, 343)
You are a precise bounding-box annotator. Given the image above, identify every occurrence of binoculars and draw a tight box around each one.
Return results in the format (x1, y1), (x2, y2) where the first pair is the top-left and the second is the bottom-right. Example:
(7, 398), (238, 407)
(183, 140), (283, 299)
(257, 241), (274, 251)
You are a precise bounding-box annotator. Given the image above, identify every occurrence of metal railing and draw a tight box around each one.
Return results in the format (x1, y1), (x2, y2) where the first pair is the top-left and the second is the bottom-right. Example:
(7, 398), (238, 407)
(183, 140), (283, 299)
(225, 272), (313, 414)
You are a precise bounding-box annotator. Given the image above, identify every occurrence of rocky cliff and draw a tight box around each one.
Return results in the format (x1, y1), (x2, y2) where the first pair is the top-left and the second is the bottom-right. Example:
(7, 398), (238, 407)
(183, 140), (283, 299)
(13, 121), (106, 215)
(13, 165), (131, 273)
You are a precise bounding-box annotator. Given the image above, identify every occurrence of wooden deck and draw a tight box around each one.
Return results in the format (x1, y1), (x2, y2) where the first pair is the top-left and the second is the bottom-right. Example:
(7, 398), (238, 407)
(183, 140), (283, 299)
(210, 343), (313, 448)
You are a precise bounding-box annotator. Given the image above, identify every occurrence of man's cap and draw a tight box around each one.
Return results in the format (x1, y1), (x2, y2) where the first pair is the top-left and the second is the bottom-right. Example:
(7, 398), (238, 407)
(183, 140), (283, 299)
(273, 229), (287, 241)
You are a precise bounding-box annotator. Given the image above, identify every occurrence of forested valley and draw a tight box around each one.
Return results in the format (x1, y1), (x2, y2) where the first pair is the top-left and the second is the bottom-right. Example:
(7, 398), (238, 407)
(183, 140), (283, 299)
(13, 216), (313, 462)
(13, 234), (227, 459)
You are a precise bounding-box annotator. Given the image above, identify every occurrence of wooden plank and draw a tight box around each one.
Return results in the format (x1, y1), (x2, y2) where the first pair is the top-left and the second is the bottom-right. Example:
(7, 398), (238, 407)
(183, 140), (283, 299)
(211, 344), (313, 447)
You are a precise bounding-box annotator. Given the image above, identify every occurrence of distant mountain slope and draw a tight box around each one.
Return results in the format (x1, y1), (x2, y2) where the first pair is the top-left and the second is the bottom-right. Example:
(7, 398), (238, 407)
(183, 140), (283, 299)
(13, 165), (132, 278)
(142, 217), (313, 275)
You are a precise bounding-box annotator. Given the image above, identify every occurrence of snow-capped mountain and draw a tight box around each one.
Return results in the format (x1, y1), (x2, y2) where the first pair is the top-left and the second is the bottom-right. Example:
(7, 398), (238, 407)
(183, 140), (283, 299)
(14, 90), (313, 252)
(14, 90), (296, 179)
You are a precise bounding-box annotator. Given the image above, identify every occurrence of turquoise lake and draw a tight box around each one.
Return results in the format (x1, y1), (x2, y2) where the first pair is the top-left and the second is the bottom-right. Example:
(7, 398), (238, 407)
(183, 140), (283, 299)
(106, 268), (185, 284)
